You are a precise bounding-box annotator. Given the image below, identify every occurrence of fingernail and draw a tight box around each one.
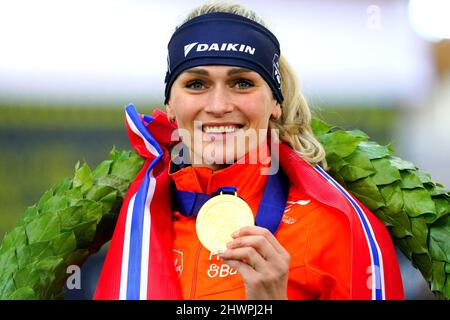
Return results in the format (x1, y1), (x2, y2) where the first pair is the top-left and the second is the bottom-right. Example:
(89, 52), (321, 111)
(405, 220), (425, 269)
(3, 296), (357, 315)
(218, 251), (229, 258)
(231, 231), (239, 237)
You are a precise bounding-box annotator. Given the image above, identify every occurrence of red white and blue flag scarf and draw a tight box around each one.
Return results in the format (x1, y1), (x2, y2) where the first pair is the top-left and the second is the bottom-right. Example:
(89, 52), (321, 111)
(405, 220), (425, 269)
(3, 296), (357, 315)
(94, 104), (403, 300)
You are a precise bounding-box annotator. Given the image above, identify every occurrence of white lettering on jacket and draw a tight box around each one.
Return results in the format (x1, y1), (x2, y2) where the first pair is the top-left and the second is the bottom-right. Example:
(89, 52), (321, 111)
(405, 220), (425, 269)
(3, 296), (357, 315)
(207, 252), (238, 278)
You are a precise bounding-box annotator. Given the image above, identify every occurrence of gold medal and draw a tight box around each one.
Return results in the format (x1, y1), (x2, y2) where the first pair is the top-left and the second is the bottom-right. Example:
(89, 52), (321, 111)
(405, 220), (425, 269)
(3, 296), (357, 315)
(196, 192), (254, 254)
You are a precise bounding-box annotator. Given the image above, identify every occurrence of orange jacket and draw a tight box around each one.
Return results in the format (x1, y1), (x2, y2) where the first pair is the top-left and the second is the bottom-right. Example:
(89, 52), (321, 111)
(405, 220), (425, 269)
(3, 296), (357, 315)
(171, 148), (352, 299)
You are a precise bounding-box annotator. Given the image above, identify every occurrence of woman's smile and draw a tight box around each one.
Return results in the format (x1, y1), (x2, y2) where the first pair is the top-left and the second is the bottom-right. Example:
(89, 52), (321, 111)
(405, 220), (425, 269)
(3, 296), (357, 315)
(201, 122), (245, 141)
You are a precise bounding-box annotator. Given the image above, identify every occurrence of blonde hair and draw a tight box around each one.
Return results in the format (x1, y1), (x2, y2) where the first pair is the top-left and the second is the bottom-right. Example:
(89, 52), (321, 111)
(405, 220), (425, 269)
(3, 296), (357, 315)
(179, 1), (327, 166)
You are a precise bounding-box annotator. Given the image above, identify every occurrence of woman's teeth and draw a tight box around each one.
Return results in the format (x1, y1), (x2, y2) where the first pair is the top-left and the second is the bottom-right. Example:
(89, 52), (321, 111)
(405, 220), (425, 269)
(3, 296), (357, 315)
(203, 125), (239, 133)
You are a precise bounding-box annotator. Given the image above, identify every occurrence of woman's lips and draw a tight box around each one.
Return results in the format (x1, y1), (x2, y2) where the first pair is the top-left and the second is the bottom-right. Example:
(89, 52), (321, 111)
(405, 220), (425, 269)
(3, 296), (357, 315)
(200, 123), (244, 141)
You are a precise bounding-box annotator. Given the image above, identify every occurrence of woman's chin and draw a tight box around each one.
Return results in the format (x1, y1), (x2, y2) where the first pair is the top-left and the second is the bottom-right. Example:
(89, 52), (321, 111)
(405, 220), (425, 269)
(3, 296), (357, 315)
(202, 153), (236, 167)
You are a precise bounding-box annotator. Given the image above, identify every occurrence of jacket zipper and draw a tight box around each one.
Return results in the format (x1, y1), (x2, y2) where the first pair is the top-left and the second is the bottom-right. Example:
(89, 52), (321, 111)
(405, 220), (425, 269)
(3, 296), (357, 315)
(189, 242), (203, 299)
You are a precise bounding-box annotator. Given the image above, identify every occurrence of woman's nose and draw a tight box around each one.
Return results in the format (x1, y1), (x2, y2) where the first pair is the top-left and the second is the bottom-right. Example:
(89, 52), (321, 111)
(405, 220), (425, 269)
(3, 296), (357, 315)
(203, 86), (234, 117)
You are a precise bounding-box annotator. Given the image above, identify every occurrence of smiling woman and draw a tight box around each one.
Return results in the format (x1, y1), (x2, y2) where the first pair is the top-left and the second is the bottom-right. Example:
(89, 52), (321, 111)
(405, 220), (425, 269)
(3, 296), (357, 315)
(91, 1), (405, 300)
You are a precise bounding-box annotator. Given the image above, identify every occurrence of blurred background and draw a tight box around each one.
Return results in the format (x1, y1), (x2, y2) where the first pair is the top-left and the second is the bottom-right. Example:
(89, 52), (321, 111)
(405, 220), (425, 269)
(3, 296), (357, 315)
(0, 0), (449, 300)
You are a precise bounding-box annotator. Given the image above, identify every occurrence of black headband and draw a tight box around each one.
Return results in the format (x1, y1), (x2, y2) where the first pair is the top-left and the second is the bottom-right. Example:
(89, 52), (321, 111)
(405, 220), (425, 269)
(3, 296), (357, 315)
(164, 12), (283, 104)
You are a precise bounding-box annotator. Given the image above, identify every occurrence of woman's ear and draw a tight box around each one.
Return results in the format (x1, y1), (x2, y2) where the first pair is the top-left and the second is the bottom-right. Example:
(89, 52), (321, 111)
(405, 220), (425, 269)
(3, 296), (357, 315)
(271, 102), (282, 121)
(166, 102), (175, 123)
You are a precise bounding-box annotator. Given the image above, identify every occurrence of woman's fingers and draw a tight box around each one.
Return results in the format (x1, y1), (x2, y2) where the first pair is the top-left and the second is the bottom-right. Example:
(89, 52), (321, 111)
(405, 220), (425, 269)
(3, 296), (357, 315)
(226, 235), (275, 261)
(219, 246), (266, 272)
(220, 226), (290, 273)
(232, 226), (289, 257)
(220, 258), (255, 280)
(219, 225), (290, 299)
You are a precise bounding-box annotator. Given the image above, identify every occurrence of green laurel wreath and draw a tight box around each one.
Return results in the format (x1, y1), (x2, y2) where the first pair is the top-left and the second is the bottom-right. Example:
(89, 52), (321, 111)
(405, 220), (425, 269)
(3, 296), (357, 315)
(0, 120), (449, 299)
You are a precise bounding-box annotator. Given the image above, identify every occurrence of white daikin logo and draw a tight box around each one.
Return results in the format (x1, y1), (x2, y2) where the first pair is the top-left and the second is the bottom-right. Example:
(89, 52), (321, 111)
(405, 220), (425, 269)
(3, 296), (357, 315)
(184, 42), (199, 57)
(184, 42), (255, 57)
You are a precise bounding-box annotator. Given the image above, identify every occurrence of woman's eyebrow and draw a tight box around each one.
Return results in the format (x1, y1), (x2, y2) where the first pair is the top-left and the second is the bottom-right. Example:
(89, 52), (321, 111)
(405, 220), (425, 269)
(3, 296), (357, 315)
(227, 68), (253, 75)
(184, 67), (253, 76)
(185, 68), (209, 75)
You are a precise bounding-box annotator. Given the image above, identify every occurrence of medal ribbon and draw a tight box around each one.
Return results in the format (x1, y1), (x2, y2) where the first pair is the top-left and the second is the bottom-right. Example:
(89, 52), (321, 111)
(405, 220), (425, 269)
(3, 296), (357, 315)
(173, 168), (289, 234)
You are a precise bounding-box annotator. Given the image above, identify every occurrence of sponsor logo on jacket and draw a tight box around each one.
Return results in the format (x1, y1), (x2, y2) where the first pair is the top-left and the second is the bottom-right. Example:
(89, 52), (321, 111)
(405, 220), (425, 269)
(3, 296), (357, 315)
(207, 252), (238, 278)
(173, 249), (184, 279)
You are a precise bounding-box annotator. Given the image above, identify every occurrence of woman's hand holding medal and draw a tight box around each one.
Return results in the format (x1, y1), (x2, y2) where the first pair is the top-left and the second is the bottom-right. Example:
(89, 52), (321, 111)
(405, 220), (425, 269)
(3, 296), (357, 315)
(219, 226), (290, 300)
(195, 190), (290, 299)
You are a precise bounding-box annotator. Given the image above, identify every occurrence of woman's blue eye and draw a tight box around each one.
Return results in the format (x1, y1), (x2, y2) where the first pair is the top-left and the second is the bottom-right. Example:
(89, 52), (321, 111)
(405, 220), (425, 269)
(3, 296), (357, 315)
(186, 81), (204, 89)
(235, 79), (253, 89)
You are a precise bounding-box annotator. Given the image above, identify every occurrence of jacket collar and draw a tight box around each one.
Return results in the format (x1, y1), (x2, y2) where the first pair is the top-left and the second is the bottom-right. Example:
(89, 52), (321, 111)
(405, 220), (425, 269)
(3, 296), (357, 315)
(168, 143), (271, 203)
